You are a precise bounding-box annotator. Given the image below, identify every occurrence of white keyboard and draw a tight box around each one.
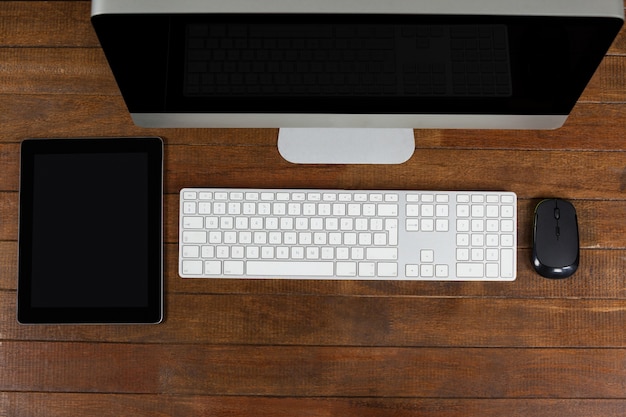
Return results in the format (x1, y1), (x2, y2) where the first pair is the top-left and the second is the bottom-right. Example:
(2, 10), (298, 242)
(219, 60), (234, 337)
(179, 188), (517, 281)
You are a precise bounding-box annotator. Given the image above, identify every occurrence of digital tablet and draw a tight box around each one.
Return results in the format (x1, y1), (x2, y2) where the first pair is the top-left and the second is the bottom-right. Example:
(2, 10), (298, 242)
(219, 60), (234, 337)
(18, 137), (163, 324)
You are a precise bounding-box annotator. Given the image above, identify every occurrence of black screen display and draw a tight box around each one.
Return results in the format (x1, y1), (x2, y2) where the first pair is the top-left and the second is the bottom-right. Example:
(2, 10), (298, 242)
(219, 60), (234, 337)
(18, 138), (163, 324)
(182, 23), (513, 99)
(91, 13), (623, 116)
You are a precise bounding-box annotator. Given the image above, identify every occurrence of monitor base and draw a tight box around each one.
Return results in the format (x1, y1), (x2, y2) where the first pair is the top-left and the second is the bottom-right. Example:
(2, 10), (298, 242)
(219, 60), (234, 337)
(277, 128), (415, 164)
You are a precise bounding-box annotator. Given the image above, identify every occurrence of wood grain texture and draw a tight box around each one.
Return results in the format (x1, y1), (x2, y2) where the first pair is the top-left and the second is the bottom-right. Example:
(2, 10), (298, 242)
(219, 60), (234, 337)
(2, 292), (626, 346)
(2, 1), (626, 416)
(3, 342), (626, 398)
(2, 394), (626, 417)
(0, 1), (98, 47)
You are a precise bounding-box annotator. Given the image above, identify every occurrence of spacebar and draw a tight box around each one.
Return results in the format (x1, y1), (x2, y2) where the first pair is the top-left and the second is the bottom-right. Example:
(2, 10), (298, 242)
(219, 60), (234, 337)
(247, 261), (334, 277)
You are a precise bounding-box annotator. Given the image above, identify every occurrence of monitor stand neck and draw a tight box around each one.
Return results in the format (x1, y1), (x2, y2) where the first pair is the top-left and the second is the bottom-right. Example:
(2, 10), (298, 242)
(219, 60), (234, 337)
(277, 128), (415, 164)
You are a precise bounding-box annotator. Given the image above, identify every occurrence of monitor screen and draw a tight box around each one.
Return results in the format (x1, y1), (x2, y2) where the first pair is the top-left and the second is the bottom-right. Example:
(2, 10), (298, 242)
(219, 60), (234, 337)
(91, 2), (623, 162)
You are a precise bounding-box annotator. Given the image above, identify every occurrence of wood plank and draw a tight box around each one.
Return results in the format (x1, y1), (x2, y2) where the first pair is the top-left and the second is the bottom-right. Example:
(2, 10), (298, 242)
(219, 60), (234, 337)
(0, 192), (18, 240)
(2, 342), (626, 398)
(3, 93), (626, 151)
(417, 103), (626, 150)
(0, 2), (98, 47)
(2, 394), (626, 417)
(2, 293), (626, 347)
(166, 147), (626, 199)
(0, 95), (278, 145)
(581, 56), (626, 102)
(0, 193), (18, 241)
(2, 143), (626, 198)
(608, 12), (626, 55)
(0, 48), (118, 95)
(0, 242), (17, 290)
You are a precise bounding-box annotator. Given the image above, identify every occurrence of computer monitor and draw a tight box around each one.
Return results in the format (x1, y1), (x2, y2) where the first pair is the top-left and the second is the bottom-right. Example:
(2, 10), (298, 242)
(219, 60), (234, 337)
(91, 0), (623, 164)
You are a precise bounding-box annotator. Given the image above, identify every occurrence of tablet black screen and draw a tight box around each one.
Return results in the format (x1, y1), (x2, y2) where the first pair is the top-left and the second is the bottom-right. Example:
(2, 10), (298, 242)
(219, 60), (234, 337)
(18, 138), (163, 324)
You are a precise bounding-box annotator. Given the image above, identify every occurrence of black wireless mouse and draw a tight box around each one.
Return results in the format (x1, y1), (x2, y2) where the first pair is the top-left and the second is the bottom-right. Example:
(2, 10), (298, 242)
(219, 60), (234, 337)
(532, 199), (579, 279)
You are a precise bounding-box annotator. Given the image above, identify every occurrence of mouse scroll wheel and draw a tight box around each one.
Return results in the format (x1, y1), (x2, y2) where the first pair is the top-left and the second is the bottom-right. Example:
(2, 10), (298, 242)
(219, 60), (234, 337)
(554, 208), (560, 220)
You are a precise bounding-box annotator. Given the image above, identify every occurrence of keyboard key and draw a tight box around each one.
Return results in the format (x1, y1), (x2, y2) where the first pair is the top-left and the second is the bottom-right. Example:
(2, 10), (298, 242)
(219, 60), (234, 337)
(420, 249), (434, 263)
(406, 264), (419, 277)
(406, 205), (420, 216)
(359, 262), (376, 277)
(501, 249), (514, 278)
(421, 219), (434, 231)
(435, 265), (449, 278)
(378, 204), (398, 216)
(204, 261), (222, 275)
(224, 261), (244, 275)
(457, 263), (484, 278)
(247, 261), (334, 276)
(378, 263), (398, 277)
(486, 263), (499, 278)
(183, 202), (196, 214)
(183, 231), (206, 244)
(182, 246), (200, 258)
(367, 248), (398, 260)
(337, 262), (357, 276)
(182, 260), (203, 275)
(501, 205), (515, 217)
(420, 264), (434, 277)
(436, 219), (449, 232)
(183, 217), (204, 229)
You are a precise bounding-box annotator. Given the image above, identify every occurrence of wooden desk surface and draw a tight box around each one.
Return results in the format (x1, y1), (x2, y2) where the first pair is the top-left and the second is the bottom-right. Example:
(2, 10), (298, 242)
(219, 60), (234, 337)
(2, 2), (626, 416)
